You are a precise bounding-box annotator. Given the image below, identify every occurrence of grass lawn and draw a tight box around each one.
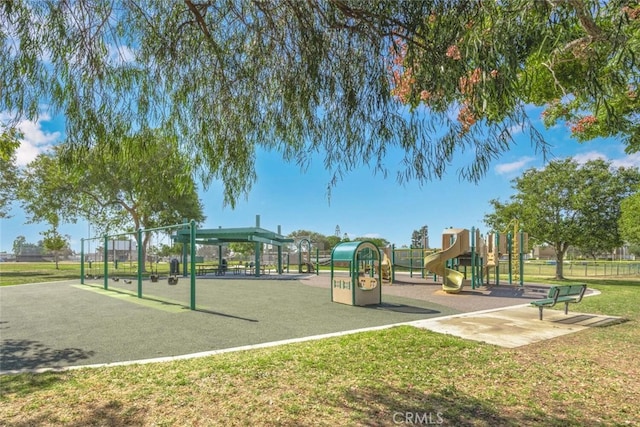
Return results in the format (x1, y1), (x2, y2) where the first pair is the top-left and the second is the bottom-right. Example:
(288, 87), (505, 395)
(1, 265), (639, 425)
(0, 262), (81, 286)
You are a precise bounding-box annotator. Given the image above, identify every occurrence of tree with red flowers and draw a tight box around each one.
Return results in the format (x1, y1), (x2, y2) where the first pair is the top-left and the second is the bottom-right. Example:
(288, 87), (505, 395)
(390, 1), (639, 151)
(2, 1), (638, 204)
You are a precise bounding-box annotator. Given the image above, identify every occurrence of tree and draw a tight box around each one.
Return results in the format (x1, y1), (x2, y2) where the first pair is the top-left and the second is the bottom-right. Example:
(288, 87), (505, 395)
(228, 242), (256, 259)
(41, 227), (70, 269)
(411, 225), (429, 248)
(628, 243), (640, 257)
(0, 128), (20, 160)
(12, 236), (26, 258)
(287, 230), (331, 251)
(485, 159), (640, 279)
(620, 191), (640, 246)
(392, 1), (640, 153)
(325, 235), (342, 250)
(17, 131), (205, 269)
(354, 236), (390, 248)
(5, 2), (636, 206)
(11, 236), (43, 259)
(0, 129), (20, 218)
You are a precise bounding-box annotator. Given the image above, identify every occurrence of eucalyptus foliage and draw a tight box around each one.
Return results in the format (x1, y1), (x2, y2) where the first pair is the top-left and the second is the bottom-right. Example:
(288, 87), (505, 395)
(1, 1), (638, 205)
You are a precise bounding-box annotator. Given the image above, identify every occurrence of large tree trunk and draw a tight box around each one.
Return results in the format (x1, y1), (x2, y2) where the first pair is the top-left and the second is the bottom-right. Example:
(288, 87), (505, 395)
(555, 242), (569, 279)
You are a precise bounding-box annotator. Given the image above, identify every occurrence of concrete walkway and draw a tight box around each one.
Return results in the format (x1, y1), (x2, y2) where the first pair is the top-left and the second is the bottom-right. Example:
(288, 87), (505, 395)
(409, 302), (625, 348)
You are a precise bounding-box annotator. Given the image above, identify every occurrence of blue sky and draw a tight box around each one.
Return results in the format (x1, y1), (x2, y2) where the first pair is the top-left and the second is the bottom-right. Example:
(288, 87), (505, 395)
(1, 105), (639, 254)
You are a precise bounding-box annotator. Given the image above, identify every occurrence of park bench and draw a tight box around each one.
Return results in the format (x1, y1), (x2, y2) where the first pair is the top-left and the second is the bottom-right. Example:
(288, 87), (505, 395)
(531, 284), (587, 320)
(196, 264), (229, 276)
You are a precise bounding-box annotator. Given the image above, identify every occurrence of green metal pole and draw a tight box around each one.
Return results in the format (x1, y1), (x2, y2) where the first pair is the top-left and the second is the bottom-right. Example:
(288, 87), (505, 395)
(80, 238), (85, 285)
(409, 247), (413, 278)
(471, 227), (476, 289)
(519, 230), (524, 287)
(137, 228), (143, 298)
(103, 234), (109, 290)
(507, 232), (513, 285)
(255, 241), (261, 277)
(391, 244), (395, 283)
(330, 251), (334, 302)
(495, 232), (500, 286)
(277, 225), (283, 274)
(190, 220), (196, 310)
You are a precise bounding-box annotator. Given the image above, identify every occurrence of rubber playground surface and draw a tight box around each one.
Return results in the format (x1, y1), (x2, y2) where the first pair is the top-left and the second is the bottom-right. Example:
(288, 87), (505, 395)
(0, 273), (621, 374)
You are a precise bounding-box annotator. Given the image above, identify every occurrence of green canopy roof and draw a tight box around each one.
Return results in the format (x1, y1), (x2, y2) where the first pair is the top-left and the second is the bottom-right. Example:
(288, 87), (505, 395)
(331, 241), (380, 262)
(174, 226), (294, 246)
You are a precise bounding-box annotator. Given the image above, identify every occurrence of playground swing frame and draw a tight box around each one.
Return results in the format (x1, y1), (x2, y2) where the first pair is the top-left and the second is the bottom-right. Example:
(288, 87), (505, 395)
(148, 231), (160, 283)
(81, 220), (198, 310)
(80, 235), (105, 280)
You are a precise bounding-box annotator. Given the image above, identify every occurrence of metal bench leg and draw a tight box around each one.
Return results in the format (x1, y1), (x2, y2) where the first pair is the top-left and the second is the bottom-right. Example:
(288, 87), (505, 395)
(564, 302), (569, 315)
(539, 306), (544, 320)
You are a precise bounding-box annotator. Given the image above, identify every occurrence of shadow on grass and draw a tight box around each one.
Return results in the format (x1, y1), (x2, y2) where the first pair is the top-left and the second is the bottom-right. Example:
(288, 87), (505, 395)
(339, 383), (585, 426)
(0, 339), (95, 373)
(0, 397), (146, 427)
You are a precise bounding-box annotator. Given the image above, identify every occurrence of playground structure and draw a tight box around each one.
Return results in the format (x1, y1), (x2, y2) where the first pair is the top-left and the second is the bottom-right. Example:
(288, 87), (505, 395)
(80, 216), (294, 310)
(297, 238), (315, 273)
(419, 225), (528, 293)
(81, 221), (198, 308)
(380, 248), (392, 282)
(424, 228), (472, 293)
(486, 220), (529, 287)
(330, 241), (382, 306)
(174, 215), (294, 277)
(79, 214), (529, 312)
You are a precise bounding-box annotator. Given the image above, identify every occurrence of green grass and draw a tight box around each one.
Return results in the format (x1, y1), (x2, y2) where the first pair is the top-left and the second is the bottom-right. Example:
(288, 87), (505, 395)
(3, 260), (638, 287)
(0, 261), (168, 286)
(1, 265), (639, 425)
(0, 262), (80, 286)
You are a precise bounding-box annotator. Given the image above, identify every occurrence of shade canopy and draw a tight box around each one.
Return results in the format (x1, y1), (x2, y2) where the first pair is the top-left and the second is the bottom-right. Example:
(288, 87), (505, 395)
(331, 241), (380, 263)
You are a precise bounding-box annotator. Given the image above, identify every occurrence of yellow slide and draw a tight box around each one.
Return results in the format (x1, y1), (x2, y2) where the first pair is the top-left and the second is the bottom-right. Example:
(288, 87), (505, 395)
(380, 252), (392, 283)
(424, 229), (468, 293)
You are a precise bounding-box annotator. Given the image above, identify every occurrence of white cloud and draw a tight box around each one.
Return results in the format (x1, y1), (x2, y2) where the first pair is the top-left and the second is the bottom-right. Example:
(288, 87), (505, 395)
(571, 151), (607, 165)
(610, 152), (640, 169)
(495, 156), (535, 175)
(10, 114), (62, 166)
(107, 44), (136, 66)
(508, 122), (526, 136)
(567, 150), (640, 169)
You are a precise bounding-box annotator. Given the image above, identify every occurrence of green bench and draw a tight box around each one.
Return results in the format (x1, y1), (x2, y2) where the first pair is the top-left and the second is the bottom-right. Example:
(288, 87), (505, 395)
(531, 284), (587, 320)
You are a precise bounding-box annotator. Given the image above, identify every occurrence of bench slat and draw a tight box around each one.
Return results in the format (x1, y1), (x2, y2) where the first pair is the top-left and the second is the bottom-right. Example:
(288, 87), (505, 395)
(531, 284), (587, 320)
(531, 298), (556, 307)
